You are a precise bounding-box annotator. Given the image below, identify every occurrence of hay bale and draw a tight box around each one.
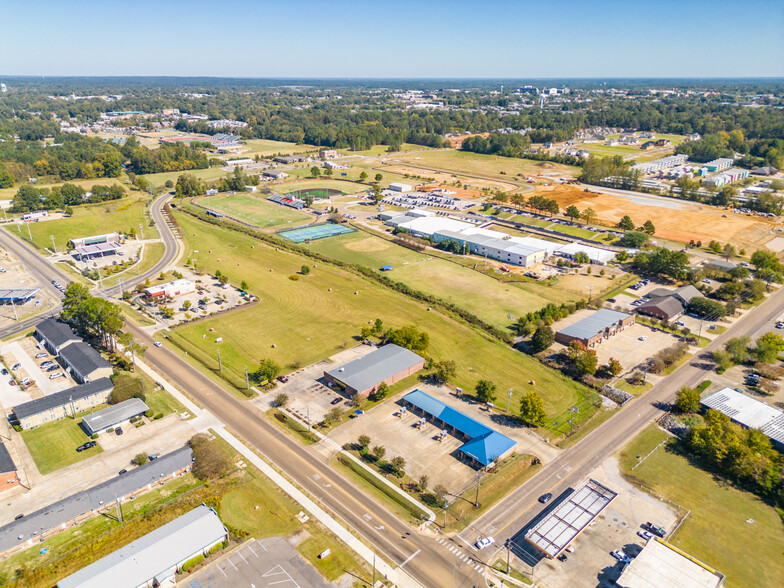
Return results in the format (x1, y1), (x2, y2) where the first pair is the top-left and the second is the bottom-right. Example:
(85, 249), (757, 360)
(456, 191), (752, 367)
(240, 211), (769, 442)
(328, 288), (332, 292)
(354, 291), (358, 295)
(271, 344), (276, 348)
(208, 327), (215, 332)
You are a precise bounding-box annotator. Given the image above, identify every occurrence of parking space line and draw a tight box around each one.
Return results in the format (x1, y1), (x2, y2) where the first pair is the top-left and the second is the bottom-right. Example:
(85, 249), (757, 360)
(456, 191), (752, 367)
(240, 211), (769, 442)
(256, 539), (269, 552)
(218, 565), (227, 577)
(475, 564), (482, 571)
(247, 544), (259, 558)
(238, 550), (248, 564)
(228, 558), (238, 571)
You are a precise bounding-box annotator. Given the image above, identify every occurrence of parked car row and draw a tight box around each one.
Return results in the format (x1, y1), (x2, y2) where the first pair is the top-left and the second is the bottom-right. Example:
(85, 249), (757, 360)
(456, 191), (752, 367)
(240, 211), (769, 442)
(51, 279), (66, 293)
(629, 279), (650, 291)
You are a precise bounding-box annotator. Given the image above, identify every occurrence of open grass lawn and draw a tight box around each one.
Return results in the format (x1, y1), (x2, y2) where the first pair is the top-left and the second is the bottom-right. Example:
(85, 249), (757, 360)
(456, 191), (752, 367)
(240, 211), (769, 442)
(220, 477), (302, 538)
(338, 143), (430, 157)
(240, 138), (318, 157)
(0, 177), (126, 205)
(619, 425), (784, 588)
(6, 195), (159, 252)
(394, 149), (580, 179)
(142, 167), (228, 189)
(277, 178), (368, 196)
(303, 229), (576, 330)
(100, 241), (166, 288)
(196, 194), (310, 229)
(21, 411), (103, 475)
(296, 528), (370, 582)
(168, 211), (592, 418)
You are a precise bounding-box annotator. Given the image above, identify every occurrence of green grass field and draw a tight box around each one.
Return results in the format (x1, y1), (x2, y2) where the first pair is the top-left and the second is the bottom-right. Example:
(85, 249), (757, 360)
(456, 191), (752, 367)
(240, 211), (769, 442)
(21, 411), (103, 474)
(240, 138), (319, 157)
(338, 143), (430, 157)
(303, 229), (576, 330)
(196, 194), (311, 228)
(5, 195), (160, 252)
(277, 178), (367, 196)
(394, 149), (580, 179)
(0, 177), (126, 205)
(620, 425), (784, 588)
(142, 167), (228, 189)
(168, 211), (592, 418)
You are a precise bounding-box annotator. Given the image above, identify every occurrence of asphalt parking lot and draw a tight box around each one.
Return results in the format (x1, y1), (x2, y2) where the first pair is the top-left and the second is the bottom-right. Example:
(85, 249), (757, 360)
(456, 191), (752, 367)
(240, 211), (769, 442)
(184, 537), (331, 588)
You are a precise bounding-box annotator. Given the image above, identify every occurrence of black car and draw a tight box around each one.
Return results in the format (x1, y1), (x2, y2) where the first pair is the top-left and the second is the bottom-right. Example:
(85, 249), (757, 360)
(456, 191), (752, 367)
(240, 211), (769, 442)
(115, 427), (123, 436)
(14, 514), (23, 520)
(76, 441), (97, 452)
(330, 397), (343, 405)
(539, 493), (553, 504)
(0, 368), (6, 375)
(277, 375), (289, 383)
(118, 469), (128, 475)
(645, 522), (666, 537)
(557, 553), (567, 562)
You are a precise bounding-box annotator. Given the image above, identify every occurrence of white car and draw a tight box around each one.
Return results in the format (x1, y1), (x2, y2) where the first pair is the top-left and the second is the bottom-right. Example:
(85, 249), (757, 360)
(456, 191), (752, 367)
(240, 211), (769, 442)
(637, 530), (653, 541)
(611, 549), (630, 562)
(475, 536), (495, 550)
(638, 336), (648, 341)
(49, 373), (64, 380)
(154, 342), (163, 348)
(35, 353), (47, 358)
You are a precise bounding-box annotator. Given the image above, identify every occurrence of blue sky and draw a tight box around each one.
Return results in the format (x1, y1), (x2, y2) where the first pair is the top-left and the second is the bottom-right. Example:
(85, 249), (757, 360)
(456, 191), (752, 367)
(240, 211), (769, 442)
(1, 0), (782, 77)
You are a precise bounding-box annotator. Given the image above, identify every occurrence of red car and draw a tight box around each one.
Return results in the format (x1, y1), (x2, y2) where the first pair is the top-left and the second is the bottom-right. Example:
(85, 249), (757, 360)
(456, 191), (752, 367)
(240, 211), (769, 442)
(9, 380), (16, 386)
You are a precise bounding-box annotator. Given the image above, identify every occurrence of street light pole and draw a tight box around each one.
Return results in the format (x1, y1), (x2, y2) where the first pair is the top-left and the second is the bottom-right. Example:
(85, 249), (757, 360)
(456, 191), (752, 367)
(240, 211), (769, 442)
(506, 388), (512, 413)
(50, 235), (56, 253)
(474, 471), (483, 508)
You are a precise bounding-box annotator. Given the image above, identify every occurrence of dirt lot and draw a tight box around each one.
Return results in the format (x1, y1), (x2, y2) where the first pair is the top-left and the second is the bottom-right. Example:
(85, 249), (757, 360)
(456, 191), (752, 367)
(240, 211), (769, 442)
(527, 457), (680, 588)
(379, 164), (519, 193)
(536, 184), (778, 248)
(328, 383), (557, 493)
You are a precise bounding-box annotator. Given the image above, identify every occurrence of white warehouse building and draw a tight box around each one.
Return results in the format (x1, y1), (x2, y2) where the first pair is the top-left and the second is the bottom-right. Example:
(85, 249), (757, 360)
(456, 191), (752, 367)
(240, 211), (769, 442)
(388, 182), (413, 193)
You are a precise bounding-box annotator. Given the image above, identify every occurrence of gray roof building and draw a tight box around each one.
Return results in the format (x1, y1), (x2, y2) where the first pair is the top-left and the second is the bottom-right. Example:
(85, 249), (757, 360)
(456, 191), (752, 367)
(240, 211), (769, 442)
(637, 296), (687, 320)
(59, 342), (112, 383)
(703, 259), (737, 272)
(701, 387), (784, 449)
(56, 505), (227, 588)
(36, 318), (80, 352)
(82, 398), (149, 435)
(12, 378), (114, 421)
(647, 285), (702, 305)
(556, 309), (634, 346)
(0, 442), (16, 475)
(0, 447), (194, 554)
(273, 155), (305, 164)
(324, 344), (425, 396)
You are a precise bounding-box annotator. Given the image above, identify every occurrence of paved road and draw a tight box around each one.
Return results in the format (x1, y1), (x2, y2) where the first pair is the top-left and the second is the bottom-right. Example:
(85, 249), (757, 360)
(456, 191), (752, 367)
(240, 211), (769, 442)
(469, 283), (784, 565)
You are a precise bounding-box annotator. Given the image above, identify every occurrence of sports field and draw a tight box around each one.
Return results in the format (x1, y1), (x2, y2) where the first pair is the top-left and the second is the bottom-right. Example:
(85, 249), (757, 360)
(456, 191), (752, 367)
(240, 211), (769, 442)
(240, 138), (318, 157)
(278, 178), (367, 196)
(197, 194), (311, 228)
(168, 211), (592, 417)
(278, 223), (356, 243)
(620, 425), (784, 588)
(303, 229), (578, 329)
(7, 194), (160, 252)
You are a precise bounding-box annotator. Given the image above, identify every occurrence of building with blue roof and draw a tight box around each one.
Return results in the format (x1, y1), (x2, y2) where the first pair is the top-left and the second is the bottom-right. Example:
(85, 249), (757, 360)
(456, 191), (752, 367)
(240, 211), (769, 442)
(401, 389), (516, 469)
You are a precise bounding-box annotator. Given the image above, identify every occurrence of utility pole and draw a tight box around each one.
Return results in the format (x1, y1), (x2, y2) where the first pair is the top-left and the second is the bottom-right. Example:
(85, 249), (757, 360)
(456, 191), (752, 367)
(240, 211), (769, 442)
(115, 494), (123, 522)
(50, 235), (56, 253)
(307, 405), (311, 432)
(217, 347), (222, 374)
(11, 300), (17, 321)
(245, 365), (249, 390)
(569, 405), (578, 436)
(139, 223), (144, 240)
(474, 471), (483, 508)
(588, 284), (593, 304)
(372, 553), (376, 587)
(26, 222), (32, 241)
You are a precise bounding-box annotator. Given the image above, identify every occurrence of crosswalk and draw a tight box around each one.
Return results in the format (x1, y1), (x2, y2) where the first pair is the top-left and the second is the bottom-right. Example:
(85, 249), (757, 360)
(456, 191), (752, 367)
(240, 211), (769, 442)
(319, 436), (341, 450)
(435, 537), (486, 573)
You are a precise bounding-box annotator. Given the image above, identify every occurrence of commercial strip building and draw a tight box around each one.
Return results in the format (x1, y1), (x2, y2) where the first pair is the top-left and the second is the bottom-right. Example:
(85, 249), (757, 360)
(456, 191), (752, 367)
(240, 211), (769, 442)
(273, 155), (306, 164)
(555, 309), (635, 348)
(0, 288), (39, 305)
(56, 505), (227, 588)
(615, 538), (725, 588)
(384, 210), (616, 268)
(636, 285), (702, 321)
(59, 341), (113, 384)
(81, 398), (149, 436)
(0, 442), (20, 492)
(401, 389), (516, 469)
(143, 279), (196, 301)
(0, 447), (194, 556)
(69, 232), (121, 249)
(524, 479), (617, 559)
(11, 378), (114, 429)
(323, 344), (425, 397)
(700, 387), (784, 451)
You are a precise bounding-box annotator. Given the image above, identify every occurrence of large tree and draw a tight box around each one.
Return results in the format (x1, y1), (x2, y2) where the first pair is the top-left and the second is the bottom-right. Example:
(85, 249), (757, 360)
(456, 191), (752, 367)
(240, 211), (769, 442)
(475, 379), (497, 403)
(530, 325), (555, 353)
(519, 391), (546, 426)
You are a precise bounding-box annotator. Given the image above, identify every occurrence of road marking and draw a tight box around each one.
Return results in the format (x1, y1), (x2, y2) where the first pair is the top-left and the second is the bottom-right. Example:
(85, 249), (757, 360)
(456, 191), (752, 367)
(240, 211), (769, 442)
(363, 513), (372, 521)
(255, 540), (269, 552)
(475, 564), (482, 571)
(248, 544), (259, 558)
(399, 549), (420, 568)
(238, 550), (248, 564)
(449, 546), (456, 553)
(218, 566), (227, 577)
(228, 559), (238, 570)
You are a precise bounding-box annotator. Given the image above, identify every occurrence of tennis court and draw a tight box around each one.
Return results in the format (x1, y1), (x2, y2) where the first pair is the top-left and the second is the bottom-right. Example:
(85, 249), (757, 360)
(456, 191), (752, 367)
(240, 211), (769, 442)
(278, 223), (356, 243)
(285, 187), (345, 199)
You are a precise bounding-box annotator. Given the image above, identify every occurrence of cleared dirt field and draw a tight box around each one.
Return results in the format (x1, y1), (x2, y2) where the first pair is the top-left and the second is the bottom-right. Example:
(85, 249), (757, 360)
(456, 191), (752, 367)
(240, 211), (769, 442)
(381, 164), (519, 192)
(536, 184), (778, 248)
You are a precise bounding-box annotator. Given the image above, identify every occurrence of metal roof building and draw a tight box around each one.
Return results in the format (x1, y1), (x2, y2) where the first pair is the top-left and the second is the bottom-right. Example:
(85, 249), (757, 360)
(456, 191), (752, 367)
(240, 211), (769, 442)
(73, 242), (121, 259)
(324, 344), (425, 396)
(701, 387), (784, 450)
(0, 288), (39, 305)
(56, 505), (227, 588)
(616, 538), (725, 588)
(82, 398), (149, 435)
(554, 242), (617, 265)
(402, 389), (516, 468)
(0, 447), (194, 555)
(525, 479), (617, 558)
(555, 308), (635, 348)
